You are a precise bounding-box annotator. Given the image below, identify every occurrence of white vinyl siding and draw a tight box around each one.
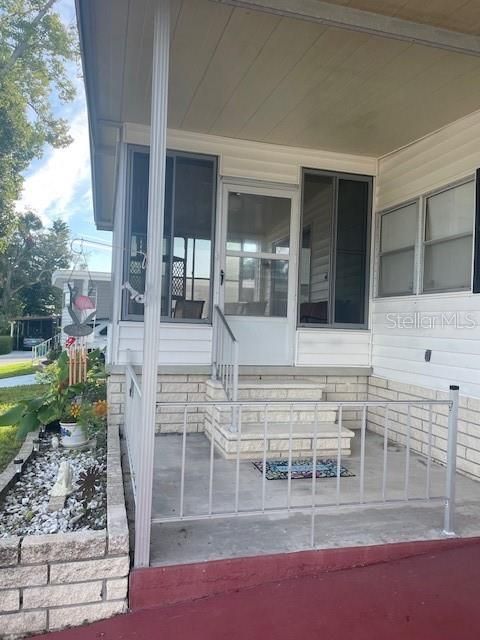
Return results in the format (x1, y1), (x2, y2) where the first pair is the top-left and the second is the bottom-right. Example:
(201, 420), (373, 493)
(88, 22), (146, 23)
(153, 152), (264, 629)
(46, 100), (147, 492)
(296, 330), (371, 367)
(374, 110), (480, 397)
(117, 322), (213, 366)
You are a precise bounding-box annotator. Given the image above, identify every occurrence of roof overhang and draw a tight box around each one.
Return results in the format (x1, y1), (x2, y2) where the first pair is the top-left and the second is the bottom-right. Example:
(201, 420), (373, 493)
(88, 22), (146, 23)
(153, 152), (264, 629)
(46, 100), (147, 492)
(76, 0), (480, 231)
(52, 269), (112, 290)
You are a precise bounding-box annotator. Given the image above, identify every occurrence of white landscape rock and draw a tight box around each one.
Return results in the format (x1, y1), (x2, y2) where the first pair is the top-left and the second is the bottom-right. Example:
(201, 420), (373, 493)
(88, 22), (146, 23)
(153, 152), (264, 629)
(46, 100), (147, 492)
(0, 442), (106, 538)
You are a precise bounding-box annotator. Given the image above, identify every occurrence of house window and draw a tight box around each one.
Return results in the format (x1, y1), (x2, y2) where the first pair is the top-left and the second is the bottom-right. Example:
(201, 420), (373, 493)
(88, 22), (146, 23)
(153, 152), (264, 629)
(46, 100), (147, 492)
(378, 202), (417, 297)
(298, 169), (372, 327)
(423, 181), (475, 293)
(123, 147), (216, 321)
(378, 178), (476, 297)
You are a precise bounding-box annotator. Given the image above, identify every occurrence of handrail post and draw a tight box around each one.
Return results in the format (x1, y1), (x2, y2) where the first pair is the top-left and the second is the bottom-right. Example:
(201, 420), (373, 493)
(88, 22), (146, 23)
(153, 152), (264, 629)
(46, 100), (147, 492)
(443, 385), (459, 537)
(232, 340), (239, 403)
(211, 307), (218, 381)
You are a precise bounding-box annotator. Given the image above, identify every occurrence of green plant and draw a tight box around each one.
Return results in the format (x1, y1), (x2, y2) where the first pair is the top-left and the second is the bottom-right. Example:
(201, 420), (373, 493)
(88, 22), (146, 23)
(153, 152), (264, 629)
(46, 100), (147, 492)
(0, 350), (70, 437)
(46, 344), (62, 362)
(0, 384), (47, 472)
(0, 349), (108, 440)
(0, 336), (12, 355)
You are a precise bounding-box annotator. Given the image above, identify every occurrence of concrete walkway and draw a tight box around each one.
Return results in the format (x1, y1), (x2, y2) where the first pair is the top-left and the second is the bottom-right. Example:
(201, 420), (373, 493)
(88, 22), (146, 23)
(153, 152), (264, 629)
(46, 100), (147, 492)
(34, 541), (480, 640)
(0, 351), (31, 363)
(0, 374), (37, 388)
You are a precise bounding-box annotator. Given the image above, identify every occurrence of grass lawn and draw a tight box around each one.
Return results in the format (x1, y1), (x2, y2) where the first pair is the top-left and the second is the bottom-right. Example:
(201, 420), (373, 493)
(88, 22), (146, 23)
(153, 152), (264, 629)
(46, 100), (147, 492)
(0, 361), (38, 379)
(0, 384), (47, 473)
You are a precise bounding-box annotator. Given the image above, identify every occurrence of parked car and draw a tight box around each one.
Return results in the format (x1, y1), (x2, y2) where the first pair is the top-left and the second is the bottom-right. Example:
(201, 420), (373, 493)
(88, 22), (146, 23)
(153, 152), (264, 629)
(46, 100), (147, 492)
(23, 337), (44, 350)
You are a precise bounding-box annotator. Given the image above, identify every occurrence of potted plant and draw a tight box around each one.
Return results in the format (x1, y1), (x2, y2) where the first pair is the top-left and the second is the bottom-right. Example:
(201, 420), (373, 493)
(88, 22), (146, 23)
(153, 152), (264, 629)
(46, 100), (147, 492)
(0, 349), (108, 446)
(59, 399), (89, 448)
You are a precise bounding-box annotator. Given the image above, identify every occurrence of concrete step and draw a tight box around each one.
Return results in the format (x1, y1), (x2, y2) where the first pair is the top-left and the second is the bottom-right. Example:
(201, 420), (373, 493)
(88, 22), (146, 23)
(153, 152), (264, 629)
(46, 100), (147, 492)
(205, 419), (354, 460)
(206, 379), (325, 403)
(237, 380), (324, 402)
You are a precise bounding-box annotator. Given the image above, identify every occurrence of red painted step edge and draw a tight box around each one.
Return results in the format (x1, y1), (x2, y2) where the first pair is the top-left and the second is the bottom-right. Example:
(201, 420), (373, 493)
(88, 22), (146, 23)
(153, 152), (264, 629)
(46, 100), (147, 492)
(129, 536), (480, 611)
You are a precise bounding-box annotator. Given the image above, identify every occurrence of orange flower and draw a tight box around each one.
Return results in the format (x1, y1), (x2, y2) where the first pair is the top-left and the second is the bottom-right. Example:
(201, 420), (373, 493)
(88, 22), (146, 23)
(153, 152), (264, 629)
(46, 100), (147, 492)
(93, 400), (108, 417)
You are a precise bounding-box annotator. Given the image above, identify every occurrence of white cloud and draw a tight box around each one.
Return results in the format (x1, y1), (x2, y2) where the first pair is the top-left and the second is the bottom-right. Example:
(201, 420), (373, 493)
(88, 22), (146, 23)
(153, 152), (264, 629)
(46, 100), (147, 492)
(16, 105), (92, 225)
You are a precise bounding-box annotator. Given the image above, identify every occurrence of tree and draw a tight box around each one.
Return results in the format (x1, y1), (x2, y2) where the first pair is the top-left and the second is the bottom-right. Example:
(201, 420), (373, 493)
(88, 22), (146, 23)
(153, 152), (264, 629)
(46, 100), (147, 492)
(0, 0), (77, 252)
(0, 213), (71, 330)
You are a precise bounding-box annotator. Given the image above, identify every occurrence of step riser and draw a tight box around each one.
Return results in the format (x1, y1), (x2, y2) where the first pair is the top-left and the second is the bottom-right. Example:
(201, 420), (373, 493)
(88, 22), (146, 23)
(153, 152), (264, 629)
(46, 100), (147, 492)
(237, 389), (324, 401)
(208, 408), (338, 425)
(206, 429), (351, 460)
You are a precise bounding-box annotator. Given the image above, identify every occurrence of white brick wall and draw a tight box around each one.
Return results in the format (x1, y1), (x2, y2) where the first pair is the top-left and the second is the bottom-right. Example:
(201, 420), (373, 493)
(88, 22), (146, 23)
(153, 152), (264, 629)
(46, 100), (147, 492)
(108, 372), (369, 434)
(368, 377), (480, 479)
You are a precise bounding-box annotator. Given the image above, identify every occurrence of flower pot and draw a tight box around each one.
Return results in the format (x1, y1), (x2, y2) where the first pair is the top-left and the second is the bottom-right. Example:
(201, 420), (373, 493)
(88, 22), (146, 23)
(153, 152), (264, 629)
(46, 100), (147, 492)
(59, 422), (88, 449)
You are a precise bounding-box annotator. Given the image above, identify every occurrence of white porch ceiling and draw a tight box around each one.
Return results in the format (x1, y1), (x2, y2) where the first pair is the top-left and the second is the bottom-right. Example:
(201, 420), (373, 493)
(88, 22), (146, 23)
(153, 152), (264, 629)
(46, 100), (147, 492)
(98, 0), (480, 156)
(77, 0), (480, 227)
(322, 0), (480, 36)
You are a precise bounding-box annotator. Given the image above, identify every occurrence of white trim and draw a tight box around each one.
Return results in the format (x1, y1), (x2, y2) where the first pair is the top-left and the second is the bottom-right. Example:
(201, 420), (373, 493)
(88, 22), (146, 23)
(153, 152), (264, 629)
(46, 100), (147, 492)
(219, 179), (299, 365)
(122, 125), (378, 179)
(135, 2), (170, 569)
(213, 0), (480, 57)
(110, 142), (127, 366)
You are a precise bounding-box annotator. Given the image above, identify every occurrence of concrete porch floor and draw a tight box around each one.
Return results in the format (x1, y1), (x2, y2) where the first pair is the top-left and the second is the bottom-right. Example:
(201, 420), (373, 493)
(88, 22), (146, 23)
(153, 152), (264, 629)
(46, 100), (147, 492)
(150, 431), (480, 567)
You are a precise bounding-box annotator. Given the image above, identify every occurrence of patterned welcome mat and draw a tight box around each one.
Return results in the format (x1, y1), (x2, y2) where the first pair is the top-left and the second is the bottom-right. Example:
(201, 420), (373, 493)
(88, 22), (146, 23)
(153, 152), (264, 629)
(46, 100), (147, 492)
(253, 458), (355, 480)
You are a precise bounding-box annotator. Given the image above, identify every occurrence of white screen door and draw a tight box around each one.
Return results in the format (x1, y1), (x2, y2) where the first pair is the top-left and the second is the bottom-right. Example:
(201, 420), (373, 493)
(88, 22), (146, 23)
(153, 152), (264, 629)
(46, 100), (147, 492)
(220, 181), (298, 365)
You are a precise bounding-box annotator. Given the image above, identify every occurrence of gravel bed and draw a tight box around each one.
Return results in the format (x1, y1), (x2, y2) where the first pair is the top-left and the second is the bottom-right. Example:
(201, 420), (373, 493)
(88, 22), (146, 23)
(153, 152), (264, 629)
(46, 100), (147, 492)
(0, 440), (107, 538)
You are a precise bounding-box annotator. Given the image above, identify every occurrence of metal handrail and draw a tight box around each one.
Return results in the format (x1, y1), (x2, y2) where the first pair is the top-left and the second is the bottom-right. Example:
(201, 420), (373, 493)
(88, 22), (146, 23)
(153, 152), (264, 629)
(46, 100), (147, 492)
(32, 333), (61, 362)
(214, 305), (237, 343)
(124, 361), (143, 502)
(212, 305), (239, 403)
(151, 388), (460, 542)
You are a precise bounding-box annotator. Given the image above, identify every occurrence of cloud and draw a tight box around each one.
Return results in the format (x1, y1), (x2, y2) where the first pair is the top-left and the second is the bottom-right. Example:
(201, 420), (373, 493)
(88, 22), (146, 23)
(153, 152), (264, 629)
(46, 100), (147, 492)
(16, 103), (92, 226)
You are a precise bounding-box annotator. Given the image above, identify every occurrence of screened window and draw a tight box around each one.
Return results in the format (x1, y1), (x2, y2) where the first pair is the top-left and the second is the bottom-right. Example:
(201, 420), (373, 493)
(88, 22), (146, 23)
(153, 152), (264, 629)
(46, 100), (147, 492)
(423, 181), (474, 293)
(224, 192), (291, 317)
(378, 203), (417, 297)
(123, 147), (216, 320)
(299, 170), (371, 327)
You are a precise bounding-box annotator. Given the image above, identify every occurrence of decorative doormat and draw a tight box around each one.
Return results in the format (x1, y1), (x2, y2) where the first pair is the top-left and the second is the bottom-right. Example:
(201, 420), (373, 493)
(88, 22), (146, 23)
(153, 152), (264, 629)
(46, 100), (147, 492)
(253, 458), (355, 480)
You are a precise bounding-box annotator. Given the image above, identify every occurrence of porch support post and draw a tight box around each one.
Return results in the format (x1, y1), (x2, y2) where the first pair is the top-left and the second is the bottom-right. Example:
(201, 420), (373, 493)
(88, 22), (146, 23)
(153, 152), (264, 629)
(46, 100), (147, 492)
(135, 0), (170, 569)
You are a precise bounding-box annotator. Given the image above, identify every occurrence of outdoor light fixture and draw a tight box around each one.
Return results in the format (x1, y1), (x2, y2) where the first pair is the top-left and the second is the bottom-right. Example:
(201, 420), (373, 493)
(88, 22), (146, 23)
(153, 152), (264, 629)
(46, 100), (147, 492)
(33, 439), (41, 453)
(14, 458), (23, 475)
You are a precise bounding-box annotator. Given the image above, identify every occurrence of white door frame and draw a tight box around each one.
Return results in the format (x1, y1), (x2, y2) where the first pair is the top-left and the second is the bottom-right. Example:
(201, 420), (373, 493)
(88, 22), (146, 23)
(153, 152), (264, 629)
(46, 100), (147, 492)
(216, 177), (300, 365)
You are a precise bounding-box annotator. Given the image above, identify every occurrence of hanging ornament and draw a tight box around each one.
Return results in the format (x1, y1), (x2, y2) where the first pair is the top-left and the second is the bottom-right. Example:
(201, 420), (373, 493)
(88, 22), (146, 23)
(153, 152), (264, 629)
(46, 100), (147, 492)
(63, 284), (95, 337)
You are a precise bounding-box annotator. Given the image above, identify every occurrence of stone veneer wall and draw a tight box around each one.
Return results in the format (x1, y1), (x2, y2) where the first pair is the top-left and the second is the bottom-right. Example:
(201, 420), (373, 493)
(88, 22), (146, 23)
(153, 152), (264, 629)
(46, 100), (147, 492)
(368, 377), (480, 480)
(0, 424), (129, 639)
(107, 370), (369, 433)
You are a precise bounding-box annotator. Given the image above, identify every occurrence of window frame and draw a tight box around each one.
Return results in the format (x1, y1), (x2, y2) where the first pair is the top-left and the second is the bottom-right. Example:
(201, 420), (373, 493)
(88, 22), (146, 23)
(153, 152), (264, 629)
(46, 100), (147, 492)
(421, 178), (475, 295)
(376, 175), (476, 299)
(377, 200), (419, 298)
(122, 144), (218, 323)
(297, 167), (373, 330)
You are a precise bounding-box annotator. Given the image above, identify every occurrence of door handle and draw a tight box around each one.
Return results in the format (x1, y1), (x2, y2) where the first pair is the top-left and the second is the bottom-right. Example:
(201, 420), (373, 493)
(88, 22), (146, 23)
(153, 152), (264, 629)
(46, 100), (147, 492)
(220, 269), (225, 285)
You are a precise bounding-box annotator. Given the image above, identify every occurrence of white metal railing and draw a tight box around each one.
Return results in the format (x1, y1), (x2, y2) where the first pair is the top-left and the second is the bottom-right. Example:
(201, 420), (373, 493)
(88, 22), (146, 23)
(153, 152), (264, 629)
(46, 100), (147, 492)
(124, 363), (143, 501)
(32, 333), (61, 362)
(212, 305), (239, 402)
(150, 387), (460, 548)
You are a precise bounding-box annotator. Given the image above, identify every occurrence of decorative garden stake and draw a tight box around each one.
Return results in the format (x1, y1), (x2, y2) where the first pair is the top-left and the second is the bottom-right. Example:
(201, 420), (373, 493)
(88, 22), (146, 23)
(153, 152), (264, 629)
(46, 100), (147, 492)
(50, 462), (74, 497)
(48, 461), (75, 512)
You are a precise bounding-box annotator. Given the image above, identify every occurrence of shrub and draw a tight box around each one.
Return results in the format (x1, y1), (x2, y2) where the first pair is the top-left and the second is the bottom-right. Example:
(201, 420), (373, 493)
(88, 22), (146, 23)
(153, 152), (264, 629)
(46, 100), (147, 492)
(0, 336), (12, 355)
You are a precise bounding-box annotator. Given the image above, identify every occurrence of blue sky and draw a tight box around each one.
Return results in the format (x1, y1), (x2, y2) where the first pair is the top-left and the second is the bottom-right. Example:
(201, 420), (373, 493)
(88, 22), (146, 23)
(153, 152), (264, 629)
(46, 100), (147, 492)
(15, 0), (112, 272)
